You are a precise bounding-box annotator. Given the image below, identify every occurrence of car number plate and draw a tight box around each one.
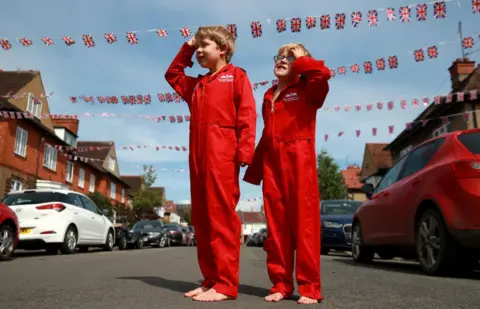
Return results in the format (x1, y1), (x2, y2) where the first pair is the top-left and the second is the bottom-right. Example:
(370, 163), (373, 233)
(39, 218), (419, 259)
(143, 237), (148, 241)
(20, 228), (31, 234)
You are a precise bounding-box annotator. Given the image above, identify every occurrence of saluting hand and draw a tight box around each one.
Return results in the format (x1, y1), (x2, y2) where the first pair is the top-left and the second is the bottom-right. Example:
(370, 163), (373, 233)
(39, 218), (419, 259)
(290, 46), (306, 59)
(240, 162), (248, 167)
(187, 37), (196, 47)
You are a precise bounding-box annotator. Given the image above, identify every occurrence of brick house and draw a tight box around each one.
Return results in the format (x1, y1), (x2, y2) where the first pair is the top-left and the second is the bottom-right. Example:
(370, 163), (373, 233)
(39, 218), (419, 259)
(385, 58), (480, 162)
(237, 211), (266, 243)
(341, 164), (366, 201)
(359, 143), (393, 188)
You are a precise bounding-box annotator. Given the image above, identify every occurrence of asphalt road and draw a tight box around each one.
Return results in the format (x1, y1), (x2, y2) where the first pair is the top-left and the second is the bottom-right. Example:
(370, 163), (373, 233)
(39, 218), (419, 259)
(1, 247), (479, 309)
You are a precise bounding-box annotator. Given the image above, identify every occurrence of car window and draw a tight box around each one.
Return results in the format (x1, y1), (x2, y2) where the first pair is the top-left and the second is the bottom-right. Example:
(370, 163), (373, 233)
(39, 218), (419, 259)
(79, 195), (100, 214)
(375, 154), (409, 194)
(457, 131), (480, 154)
(399, 139), (445, 180)
(322, 201), (363, 215)
(65, 193), (84, 208)
(3, 191), (66, 206)
(153, 221), (163, 228)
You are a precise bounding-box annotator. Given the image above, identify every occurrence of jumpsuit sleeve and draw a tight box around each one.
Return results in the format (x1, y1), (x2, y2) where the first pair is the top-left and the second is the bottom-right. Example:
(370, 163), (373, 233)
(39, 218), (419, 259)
(291, 56), (331, 109)
(242, 135), (265, 185)
(164, 43), (198, 107)
(235, 70), (257, 165)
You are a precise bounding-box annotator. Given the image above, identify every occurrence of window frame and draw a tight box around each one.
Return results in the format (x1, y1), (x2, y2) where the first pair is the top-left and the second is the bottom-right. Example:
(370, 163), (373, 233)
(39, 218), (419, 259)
(14, 126), (28, 157)
(27, 93), (42, 118)
(110, 182), (116, 199)
(121, 188), (125, 203)
(10, 179), (23, 192)
(43, 143), (57, 171)
(432, 122), (451, 138)
(66, 161), (74, 183)
(78, 168), (85, 188)
(89, 174), (95, 192)
(108, 156), (115, 171)
(374, 154), (409, 194)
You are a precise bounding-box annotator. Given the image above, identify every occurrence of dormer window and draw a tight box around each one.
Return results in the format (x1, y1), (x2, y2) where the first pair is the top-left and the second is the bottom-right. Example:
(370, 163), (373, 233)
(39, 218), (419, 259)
(27, 93), (42, 118)
(108, 156), (115, 171)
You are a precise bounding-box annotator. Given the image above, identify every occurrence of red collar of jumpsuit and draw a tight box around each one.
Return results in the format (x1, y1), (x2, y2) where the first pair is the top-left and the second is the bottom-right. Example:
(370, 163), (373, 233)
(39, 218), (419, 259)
(165, 43), (257, 299)
(243, 56), (330, 301)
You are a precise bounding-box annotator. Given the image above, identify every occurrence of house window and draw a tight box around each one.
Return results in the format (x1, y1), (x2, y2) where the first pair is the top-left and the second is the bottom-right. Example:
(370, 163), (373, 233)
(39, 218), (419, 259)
(64, 131), (77, 147)
(27, 93), (42, 118)
(14, 126), (28, 157)
(432, 122), (451, 138)
(399, 145), (412, 158)
(78, 168), (85, 188)
(121, 189), (125, 203)
(66, 161), (74, 182)
(11, 179), (23, 192)
(43, 143), (57, 171)
(89, 174), (95, 192)
(108, 156), (115, 171)
(110, 182), (116, 199)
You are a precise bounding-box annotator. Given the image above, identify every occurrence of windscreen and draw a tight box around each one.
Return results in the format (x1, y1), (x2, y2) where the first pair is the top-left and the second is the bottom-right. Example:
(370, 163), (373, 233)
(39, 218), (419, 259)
(2, 191), (66, 206)
(458, 132), (480, 154)
(322, 201), (363, 215)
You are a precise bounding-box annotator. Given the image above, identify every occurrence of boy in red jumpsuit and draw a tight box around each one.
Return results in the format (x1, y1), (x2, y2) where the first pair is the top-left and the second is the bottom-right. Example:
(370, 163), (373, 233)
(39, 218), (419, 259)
(244, 43), (330, 305)
(165, 26), (257, 302)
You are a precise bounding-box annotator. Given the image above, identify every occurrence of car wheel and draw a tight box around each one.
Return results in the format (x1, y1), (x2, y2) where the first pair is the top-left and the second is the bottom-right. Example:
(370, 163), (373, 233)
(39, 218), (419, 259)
(103, 230), (114, 251)
(416, 209), (455, 275)
(159, 236), (167, 248)
(352, 222), (374, 263)
(118, 235), (127, 251)
(136, 238), (144, 249)
(321, 248), (330, 255)
(60, 225), (77, 254)
(0, 225), (15, 261)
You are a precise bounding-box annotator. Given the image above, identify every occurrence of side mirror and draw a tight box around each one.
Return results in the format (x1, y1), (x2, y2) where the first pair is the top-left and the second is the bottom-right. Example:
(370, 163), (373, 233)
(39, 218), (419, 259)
(361, 183), (374, 199)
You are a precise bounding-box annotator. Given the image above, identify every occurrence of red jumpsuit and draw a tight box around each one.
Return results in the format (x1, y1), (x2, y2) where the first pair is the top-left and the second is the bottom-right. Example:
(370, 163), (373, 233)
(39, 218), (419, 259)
(244, 56), (330, 300)
(165, 43), (257, 298)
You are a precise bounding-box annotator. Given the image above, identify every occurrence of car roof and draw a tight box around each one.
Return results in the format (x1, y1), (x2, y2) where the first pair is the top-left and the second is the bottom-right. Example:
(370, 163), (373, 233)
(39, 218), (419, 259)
(6, 189), (86, 197)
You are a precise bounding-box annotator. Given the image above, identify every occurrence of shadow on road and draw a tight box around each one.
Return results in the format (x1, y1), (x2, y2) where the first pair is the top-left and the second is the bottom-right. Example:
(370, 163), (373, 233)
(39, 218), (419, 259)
(118, 276), (271, 298)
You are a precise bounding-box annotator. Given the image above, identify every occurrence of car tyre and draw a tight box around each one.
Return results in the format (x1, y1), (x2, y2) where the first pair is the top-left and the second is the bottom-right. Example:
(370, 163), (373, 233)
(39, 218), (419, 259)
(60, 225), (77, 254)
(103, 230), (115, 251)
(0, 225), (15, 261)
(159, 235), (167, 248)
(136, 238), (144, 249)
(352, 222), (374, 263)
(118, 234), (127, 251)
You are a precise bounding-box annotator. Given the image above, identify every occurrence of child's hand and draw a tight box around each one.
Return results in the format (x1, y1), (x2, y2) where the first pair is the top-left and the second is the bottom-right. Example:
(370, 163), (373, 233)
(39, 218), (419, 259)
(187, 37), (196, 47)
(240, 162), (248, 167)
(290, 46), (306, 59)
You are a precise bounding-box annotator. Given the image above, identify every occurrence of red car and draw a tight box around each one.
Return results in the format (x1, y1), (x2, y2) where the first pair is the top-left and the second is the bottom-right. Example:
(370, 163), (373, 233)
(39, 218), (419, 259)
(0, 201), (19, 261)
(353, 128), (480, 275)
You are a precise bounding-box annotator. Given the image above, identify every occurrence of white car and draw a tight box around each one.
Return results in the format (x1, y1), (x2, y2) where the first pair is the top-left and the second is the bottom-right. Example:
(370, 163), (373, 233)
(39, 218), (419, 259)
(3, 189), (115, 254)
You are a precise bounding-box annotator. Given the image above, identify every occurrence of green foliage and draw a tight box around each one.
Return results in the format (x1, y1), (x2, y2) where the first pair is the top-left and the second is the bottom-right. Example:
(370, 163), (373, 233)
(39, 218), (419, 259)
(142, 164), (156, 188)
(88, 192), (114, 216)
(131, 165), (163, 219)
(317, 148), (347, 200)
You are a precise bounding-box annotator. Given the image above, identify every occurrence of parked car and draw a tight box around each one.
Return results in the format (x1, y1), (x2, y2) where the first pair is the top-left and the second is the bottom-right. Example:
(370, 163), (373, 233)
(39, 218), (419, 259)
(113, 223), (128, 250)
(320, 200), (363, 255)
(186, 225), (196, 246)
(2, 189), (115, 255)
(0, 201), (19, 261)
(255, 228), (267, 247)
(352, 128), (480, 275)
(163, 224), (184, 245)
(127, 220), (169, 249)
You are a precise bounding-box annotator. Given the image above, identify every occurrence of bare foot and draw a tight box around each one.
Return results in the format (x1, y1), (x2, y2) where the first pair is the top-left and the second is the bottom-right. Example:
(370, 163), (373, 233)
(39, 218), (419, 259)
(264, 292), (284, 302)
(184, 286), (208, 298)
(297, 296), (318, 305)
(192, 288), (233, 302)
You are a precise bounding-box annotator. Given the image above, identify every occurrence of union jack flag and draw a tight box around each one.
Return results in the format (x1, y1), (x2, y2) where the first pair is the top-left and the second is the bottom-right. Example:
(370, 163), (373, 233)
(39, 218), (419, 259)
(82, 35), (95, 48)
(144, 94), (152, 104)
(399, 6), (411, 22)
(156, 29), (168, 38)
(69, 97), (77, 103)
(226, 24), (237, 38)
(165, 93), (173, 102)
(367, 10), (379, 26)
(463, 37), (474, 49)
(121, 96), (129, 104)
(18, 38), (33, 47)
(173, 93), (180, 102)
(329, 68), (336, 77)
(41, 37), (54, 45)
(473, 0), (480, 13)
(350, 64), (360, 73)
(305, 16), (316, 29)
(376, 58), (385, 70)
(157, 93), (166, 102)
(290, 17), (302, 32)
(337, 67), (346, 74)
(250, 21), (262, 38)
(416, 4), (427, 21)
(388, 56), (398, 69)
(335, 13), (346, 29)
(180, 28), (191, 38)
(427, 45), (438, 58)
(125, 32), (138, 44)
(104, 33), (117, 44)
(433, 1), (447, 19)
(96, 96), (105, 103)
(414, 49), (425, 62)
(276, 19), (287, 32)
(129, 95), (136, 104)
(320, 15), (330, 29)
(386, 8), (396, 21)
(363, 61), (373, 73)
(351, 11), (362, 27)
(62, 36), (75, 46)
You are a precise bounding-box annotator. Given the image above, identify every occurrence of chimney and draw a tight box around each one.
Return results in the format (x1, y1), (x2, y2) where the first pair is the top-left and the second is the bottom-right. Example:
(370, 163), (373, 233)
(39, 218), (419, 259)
(52, 118), (79, 136)
(448, 58), (476, 90)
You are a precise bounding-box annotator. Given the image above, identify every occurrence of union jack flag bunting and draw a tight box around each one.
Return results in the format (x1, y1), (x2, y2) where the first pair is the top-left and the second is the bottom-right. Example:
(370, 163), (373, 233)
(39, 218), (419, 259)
(463, 37), (474, 49)
(386, 8), (396, 21)
(320, 15), (330, 29)
(41, 37), (54, 46)
(329, 69), (335, 77)
(82, 35), (95, 48)
(351, 11), (362, 27)
(156, 29), (168, 38)
(433, 1), (447, 19)
(276, 19), (287, 32)
(416, 4), (427, 21)
(250, 21), (262, 38)
(376, 58), (385, 70)
(305, 16), (316, 29)
(290, 17), (302, 32)
(363, 61), (373, 73)
(427, 45), (438, 58)
(399, 6), (411, 22)
(104, 33), (117, 44)
(125, 32), (138, 44)
(350, 64), (360, 73)
(226, 24), (237, 38)
(337, 67), (346, 74)
(473, 0), (480, 13)
(0, 39), (12, 50)
(388, 56), (398, 69)
(414, 49), (425, 62)
(179, 28), (191, 38)
(367, 10), (379, 26)
(62, 36), (75, 46)
(18, 38), (33, 47)
(335, 13), (346, 29)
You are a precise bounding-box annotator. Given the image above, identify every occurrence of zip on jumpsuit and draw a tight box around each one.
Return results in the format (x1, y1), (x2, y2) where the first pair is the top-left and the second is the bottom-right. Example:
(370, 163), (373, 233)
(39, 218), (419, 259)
(165, 43), (257, 298)
(243, 56), (330, 300)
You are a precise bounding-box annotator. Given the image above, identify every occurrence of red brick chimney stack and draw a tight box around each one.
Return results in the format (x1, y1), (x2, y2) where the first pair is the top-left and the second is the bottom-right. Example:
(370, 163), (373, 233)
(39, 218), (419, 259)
(448, 58), (476, 90)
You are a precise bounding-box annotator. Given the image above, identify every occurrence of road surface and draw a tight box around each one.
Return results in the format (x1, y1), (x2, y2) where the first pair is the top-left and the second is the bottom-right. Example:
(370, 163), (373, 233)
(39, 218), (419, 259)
(1, 247), (479, 308)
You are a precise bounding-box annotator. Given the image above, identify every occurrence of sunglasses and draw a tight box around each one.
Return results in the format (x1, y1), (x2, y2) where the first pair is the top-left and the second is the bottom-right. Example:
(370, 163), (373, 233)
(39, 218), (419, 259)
(273, 55), (295, 63)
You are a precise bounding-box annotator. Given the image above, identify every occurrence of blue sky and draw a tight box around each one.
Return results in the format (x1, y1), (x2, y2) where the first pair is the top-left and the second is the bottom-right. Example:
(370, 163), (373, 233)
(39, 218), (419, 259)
(1, 0), (479, 210)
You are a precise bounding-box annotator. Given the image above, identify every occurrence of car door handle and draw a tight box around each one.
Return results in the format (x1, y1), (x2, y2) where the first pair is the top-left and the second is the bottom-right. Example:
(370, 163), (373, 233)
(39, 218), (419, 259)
(91, 217), (95, 219)
(74, 212), (78, 215)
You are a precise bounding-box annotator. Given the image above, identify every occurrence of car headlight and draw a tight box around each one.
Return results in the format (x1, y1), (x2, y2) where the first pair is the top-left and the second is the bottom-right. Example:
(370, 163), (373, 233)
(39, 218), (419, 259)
(323, 221), (343, 228)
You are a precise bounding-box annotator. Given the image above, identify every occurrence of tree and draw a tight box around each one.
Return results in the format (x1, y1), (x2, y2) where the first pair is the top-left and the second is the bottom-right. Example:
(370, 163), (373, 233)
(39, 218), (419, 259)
(183, 207), (192, 225)
(88, 192), (114, 216)
(142, 164), (156, 188)
(132, 165), (164, 220)
(317, 148), (347, 200)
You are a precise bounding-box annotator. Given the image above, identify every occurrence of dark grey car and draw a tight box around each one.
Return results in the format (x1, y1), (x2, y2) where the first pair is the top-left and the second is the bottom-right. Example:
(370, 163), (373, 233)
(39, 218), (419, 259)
(128, 220), (170, 249)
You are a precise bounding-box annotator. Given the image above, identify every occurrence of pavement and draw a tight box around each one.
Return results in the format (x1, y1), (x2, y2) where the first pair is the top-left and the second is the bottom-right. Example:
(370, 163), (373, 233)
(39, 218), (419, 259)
(1, 247), (479, 309)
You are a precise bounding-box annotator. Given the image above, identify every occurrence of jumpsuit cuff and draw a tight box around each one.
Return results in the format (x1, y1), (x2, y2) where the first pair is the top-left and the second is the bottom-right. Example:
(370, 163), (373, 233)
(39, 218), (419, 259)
(212, 283), (238, 299)
(201, 279), (215, 289)
(269, 283), (294, 299)
(298, 283), (323, 301)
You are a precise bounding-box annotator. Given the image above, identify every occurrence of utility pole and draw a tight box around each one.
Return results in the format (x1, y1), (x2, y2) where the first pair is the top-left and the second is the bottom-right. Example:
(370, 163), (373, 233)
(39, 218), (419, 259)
(458, 21), (466, 59)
